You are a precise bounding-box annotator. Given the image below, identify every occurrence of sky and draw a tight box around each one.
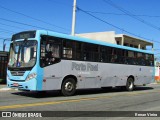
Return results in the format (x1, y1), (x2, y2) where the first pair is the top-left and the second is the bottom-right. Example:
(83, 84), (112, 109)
(0, 0), (160, 59)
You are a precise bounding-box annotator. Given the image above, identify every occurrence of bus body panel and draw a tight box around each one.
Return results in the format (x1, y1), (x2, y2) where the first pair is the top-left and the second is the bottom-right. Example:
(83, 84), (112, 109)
(42, 62), (62, 90)
(41, 60), (154, 91)
(7, 63), (44, 91)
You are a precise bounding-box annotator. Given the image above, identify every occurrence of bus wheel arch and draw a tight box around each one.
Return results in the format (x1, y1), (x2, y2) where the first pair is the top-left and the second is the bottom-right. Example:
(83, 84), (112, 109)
(126, 76), (135, 91)
(61, 75), (77, 96)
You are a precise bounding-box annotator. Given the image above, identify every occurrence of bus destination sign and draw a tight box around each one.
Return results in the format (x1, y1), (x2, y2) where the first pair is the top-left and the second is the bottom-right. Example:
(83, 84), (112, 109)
(12, 31), (36, 41)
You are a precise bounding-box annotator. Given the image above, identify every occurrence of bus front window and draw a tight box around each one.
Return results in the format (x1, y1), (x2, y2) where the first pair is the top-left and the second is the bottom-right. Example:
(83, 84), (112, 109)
(8, 41), (37, 68)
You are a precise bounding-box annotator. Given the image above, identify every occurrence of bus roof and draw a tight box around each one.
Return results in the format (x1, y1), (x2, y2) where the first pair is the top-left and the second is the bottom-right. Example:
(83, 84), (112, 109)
(38, 30), (154, 54)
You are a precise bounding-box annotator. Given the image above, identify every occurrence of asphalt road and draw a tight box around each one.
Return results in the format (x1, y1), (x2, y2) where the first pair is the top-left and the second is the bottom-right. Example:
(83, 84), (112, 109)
(0, 84), (160, 120)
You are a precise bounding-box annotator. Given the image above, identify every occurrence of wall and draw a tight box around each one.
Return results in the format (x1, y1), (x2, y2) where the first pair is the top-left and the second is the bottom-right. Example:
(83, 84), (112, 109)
(76, 31), (117, 44)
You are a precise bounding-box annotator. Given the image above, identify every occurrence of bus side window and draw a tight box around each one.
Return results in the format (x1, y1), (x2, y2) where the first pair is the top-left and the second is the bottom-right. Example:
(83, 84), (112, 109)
(149, 54), (154, 66)
(40, 43), (46, 67)
(40, 36), (61, 67)
(82, 43), (99, 62)
(100, 47), (107, 62)
(107, 47), (113, 63)
(127, 51), (134, 65)
(75, 42), (82, 60)
(63, 40), (73, 59)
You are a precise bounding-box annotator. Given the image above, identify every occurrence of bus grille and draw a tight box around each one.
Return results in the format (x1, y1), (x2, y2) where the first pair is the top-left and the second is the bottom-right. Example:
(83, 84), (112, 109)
(11, 71), (25, 76)
(10, 84), (23, 89)
(10, 79), (25, 82)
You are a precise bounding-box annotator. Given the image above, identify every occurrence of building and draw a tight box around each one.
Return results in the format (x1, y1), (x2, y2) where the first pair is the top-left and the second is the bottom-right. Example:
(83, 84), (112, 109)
(76, 31), (153, 50)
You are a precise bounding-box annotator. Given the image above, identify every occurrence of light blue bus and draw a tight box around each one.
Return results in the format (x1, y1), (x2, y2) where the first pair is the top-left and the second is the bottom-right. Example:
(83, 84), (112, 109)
(7, 30), (154, 96)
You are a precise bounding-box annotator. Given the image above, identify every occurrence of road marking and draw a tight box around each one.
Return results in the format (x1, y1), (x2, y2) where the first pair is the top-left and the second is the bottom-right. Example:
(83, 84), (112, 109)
(0, 96), (112, 110)
(126, 90), (160, 96)
(0, 90), (159, 110)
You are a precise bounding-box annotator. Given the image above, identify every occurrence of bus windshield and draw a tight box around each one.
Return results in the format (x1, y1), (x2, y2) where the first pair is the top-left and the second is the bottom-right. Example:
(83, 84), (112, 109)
(8, 40), (37, 68)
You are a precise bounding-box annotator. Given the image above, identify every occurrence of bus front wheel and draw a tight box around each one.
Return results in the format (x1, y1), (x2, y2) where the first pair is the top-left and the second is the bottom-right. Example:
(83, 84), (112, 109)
(61, 78), (76, 96)
(126, 77), (134, 91)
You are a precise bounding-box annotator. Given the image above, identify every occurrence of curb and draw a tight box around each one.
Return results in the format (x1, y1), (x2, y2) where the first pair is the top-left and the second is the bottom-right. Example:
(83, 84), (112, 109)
(0, 88), (12, 91)
(0, 87), (18, 92)
(150, 82), (157, 85)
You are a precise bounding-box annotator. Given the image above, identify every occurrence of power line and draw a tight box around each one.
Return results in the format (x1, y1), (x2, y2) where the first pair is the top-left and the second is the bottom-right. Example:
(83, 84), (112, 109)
(77, 7), (158, 43)
(103, 0), (160, 31)
(0, 17), (66, 33)
(0, 5), (70, 31)
(0, 28), (14, 33)
(0, 31), (13, 34)
(0, 22), (26, 30)
(84, 11), (160, 18)
(0, 37), (6, 39)
(46, 0), (160, 45)
(48, 0), (72, 7)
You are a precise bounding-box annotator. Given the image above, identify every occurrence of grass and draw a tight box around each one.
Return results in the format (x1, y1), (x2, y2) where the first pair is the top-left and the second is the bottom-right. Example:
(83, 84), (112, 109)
(0, 79), (6, 84)
(156, 81), (160, 84)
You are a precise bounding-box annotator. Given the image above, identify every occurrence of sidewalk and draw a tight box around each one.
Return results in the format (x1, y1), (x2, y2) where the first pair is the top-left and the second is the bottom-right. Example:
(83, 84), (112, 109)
(0, 84), (13, 91)
(0, 84), (7, 88)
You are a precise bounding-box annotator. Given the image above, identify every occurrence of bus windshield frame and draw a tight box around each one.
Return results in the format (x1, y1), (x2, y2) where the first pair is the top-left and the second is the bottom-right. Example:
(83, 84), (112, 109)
(8, 40), (37, 71)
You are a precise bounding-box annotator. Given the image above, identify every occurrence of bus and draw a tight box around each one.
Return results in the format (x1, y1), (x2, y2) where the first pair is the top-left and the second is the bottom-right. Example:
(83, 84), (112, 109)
(7, 30), (154, 96)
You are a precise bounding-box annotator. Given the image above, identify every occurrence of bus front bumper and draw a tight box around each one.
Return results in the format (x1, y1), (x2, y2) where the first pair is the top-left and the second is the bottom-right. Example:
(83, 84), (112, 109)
(7, 78), (37, 91)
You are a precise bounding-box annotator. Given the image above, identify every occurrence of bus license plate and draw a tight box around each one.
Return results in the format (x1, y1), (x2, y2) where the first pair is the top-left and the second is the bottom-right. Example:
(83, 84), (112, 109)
(13, 83), (19, 87)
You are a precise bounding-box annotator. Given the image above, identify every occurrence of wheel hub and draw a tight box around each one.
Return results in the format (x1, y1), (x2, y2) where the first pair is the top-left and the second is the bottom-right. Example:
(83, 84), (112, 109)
(128, 81), (133, 89)
(65, 82), (73, 91)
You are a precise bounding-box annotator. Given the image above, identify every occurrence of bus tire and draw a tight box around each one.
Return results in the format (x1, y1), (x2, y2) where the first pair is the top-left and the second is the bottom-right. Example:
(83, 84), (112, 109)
(61, 78), (76, 96)
(126, 77), (134, 91)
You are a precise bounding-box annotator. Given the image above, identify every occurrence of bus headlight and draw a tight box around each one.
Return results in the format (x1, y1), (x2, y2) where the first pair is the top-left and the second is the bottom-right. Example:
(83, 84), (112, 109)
(26, 73), (37, 81)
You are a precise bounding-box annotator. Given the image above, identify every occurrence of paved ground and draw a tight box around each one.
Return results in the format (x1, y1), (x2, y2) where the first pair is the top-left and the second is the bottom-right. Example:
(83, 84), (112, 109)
(0, 83), (160, 120)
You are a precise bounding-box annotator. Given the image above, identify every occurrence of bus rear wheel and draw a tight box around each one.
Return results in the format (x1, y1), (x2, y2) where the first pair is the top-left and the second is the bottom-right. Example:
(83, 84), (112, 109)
(126, 77), (134, 91)
(61, 78), (76, 96)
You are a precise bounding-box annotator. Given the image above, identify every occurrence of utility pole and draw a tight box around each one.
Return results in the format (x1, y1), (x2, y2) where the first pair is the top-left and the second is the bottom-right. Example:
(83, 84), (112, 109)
(71, 0), (77, 36)
(3, 39), (6, 51)
(3, 38), (10, 51)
